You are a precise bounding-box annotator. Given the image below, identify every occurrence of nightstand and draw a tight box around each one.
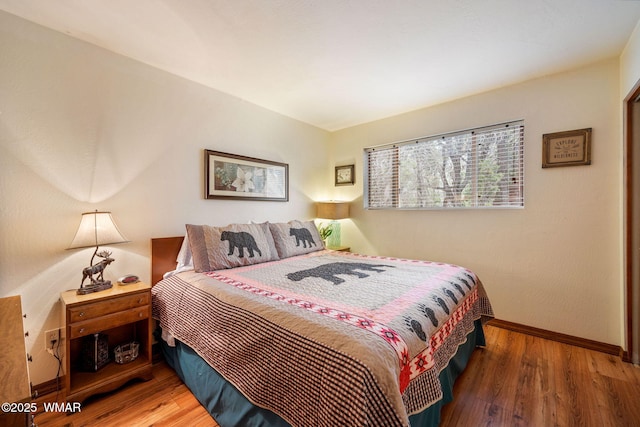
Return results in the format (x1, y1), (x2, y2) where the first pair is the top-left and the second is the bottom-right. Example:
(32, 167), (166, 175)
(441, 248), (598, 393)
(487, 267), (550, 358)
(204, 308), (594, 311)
(60, 282), (153, 403)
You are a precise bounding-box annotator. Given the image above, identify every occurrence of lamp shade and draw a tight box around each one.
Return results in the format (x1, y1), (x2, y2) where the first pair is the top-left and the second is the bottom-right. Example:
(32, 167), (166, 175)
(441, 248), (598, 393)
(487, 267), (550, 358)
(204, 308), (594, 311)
(67, 211), (129, 249)
(316, 201), (350, 220)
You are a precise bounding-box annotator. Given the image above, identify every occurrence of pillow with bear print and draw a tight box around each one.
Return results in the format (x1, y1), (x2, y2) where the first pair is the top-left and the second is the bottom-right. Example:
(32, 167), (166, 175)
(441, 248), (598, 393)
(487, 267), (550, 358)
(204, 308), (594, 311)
(268, 220), (324, 258)
(186, 222), (279, 272)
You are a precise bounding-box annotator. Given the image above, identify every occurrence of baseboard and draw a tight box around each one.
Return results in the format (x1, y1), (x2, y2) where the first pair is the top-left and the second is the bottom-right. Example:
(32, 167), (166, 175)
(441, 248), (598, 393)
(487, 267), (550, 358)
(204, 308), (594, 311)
(31, 375), (64, 399)
(488, 318), (623, 357)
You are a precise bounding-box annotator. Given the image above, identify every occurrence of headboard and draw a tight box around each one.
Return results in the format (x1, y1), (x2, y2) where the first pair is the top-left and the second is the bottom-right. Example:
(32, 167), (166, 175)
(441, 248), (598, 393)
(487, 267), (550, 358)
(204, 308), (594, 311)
(151, 236), (184, 286)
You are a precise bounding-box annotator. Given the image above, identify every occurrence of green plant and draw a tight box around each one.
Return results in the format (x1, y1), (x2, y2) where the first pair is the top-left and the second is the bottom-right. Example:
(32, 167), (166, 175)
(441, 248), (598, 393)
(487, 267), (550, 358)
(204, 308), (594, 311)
(318, 223), (333, 240)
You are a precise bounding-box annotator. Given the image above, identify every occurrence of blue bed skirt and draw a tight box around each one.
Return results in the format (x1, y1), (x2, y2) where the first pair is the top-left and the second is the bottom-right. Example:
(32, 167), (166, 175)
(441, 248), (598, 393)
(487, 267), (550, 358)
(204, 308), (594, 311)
(160, 319), (485, 426)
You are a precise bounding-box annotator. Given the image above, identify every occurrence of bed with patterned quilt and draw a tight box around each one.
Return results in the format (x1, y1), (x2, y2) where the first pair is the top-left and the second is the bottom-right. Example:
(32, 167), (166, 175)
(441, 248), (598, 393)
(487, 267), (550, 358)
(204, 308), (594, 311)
(151, 220), (494, 426)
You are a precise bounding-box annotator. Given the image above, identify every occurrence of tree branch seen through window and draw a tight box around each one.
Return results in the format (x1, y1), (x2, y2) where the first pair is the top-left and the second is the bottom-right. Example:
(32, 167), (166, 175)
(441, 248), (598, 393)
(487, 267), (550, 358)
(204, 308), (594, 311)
(364, 121), (524, 209)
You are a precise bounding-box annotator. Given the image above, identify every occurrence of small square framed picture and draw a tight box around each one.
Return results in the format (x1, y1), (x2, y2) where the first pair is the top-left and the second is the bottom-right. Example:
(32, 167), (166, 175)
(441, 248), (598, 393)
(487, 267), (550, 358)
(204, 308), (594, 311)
(542, 128), (592, 168)
(335, 164), (355, 186)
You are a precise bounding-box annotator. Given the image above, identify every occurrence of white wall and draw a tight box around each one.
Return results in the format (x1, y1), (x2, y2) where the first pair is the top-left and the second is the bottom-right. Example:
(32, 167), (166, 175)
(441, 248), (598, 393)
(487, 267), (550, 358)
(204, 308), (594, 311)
(621, 19), (640, 99)
(329, 59), (623, 347)
(0, 12), (330, 386)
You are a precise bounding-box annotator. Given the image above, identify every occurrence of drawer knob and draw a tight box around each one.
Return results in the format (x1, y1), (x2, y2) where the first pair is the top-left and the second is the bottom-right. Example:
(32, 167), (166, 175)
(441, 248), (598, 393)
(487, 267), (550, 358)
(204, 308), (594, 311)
(139, 313), (143, 318)
(79, 312), (85, 317)
(138, 298), (144, 304)
(79, 328), (85, 334)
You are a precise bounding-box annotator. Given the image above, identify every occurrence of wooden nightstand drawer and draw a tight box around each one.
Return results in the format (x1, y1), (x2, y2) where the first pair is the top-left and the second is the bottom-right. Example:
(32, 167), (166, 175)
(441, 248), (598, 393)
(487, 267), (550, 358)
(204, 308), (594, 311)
(69, 292), (149, 322)
(69, 305), (149, 339)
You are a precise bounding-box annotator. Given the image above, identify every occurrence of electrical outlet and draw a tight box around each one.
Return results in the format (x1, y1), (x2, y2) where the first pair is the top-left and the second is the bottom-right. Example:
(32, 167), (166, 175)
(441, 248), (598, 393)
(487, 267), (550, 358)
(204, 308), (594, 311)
(45, 329), (60, 355)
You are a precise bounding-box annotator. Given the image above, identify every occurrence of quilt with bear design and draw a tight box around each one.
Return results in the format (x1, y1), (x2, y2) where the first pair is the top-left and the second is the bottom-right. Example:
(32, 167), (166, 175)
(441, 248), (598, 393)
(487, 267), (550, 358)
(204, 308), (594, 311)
(152, 250), (493, 427)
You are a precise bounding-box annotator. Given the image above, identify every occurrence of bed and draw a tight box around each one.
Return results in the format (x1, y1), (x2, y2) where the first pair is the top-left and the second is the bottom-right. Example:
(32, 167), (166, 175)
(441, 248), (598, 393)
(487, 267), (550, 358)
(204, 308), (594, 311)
(151, 220), (493, 426)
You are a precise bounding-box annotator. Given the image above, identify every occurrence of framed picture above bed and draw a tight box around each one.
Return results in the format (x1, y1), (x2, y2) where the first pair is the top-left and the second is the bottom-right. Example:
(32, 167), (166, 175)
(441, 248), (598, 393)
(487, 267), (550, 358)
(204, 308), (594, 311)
(204, 150), (289, 201)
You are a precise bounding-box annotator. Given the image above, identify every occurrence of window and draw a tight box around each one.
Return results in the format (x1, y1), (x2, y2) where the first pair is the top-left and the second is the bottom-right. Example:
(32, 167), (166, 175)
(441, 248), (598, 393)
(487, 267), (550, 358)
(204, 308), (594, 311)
(364, 120), (524, 209)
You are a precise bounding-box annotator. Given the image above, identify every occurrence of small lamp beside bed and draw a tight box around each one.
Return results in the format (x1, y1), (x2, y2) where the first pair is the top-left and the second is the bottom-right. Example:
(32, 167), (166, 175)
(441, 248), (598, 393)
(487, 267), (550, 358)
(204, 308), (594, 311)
(67, 210), (129, 294)
(316, 200), (349, 249)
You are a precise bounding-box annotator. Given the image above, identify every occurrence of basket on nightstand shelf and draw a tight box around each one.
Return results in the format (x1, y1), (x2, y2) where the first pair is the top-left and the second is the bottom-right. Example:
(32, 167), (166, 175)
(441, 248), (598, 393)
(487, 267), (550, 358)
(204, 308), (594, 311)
(114, 341), (139, 364)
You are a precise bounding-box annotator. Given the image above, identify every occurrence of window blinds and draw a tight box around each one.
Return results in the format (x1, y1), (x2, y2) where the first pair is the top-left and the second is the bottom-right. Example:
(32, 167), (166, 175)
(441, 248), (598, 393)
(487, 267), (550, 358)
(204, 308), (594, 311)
(364, 120), (524, 209)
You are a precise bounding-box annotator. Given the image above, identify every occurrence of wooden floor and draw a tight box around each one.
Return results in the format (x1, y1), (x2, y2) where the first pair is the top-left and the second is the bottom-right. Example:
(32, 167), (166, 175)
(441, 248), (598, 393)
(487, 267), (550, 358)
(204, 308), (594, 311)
(34, 324), (640, 427)
(440, 326), (640, 426)
(33, 362), (218, 427)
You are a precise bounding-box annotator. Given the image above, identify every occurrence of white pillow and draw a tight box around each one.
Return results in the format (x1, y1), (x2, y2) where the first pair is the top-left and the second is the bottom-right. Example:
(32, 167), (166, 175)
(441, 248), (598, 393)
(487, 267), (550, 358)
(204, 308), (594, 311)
(162, 234), (194, 279)
(176, 234), (193, 270)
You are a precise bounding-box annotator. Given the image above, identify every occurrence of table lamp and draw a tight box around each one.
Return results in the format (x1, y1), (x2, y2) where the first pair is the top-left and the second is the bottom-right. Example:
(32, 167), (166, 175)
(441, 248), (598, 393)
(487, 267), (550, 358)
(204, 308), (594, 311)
(67, 210), (129, 295)
(316, 201), (350, 249)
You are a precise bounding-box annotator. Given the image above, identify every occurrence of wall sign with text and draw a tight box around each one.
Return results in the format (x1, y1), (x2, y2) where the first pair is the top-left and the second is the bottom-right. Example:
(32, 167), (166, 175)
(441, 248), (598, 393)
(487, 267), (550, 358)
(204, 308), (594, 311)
(542, 128), (592, 168)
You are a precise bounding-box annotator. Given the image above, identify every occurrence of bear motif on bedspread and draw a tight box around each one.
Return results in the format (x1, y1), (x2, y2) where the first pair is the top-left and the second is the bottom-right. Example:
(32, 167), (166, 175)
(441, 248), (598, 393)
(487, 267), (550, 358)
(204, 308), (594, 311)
(206, 251), (490, 392)
(287, 261), (394, 284)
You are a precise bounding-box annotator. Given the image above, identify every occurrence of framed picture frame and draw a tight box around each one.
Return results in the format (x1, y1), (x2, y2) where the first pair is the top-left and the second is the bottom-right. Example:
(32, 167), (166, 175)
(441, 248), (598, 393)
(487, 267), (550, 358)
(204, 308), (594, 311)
(542, 128), (592, 168)
(204, 150), (289, 201)
(335, 164), (355, 186)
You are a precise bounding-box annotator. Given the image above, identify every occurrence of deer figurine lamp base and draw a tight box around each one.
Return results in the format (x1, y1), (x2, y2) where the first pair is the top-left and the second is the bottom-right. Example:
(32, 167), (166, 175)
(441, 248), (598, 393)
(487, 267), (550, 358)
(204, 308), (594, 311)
(77, 247), (116, 295)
